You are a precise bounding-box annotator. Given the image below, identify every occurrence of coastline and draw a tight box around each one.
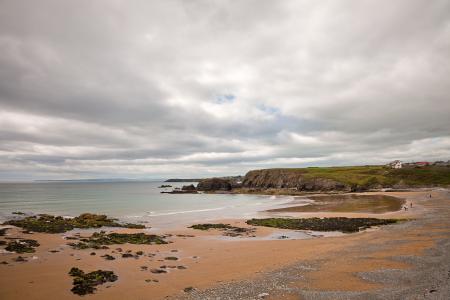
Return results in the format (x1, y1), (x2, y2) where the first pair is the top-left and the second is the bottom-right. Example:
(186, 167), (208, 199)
(0, 189), (448, 299)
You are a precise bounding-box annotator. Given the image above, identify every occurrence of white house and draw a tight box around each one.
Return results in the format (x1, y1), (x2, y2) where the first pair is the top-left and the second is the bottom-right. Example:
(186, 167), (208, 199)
(387, 160), (402, 169)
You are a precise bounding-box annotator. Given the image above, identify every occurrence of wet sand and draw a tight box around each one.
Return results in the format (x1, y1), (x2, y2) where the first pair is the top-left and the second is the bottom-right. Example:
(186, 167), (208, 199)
(268, 194), (405, 214)
(0, 190), (448, 300)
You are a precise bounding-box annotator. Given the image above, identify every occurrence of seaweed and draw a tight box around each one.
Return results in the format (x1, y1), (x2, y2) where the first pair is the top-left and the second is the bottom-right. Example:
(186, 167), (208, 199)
(189, 224), (234, 230)
(4, 213), (145, 233)
(68, 267), (118, 295)
(189, 223), (255, 237)
(5, 239), (40, 253)
(68, 232), (168, 249)
(246, 217), (400, 233)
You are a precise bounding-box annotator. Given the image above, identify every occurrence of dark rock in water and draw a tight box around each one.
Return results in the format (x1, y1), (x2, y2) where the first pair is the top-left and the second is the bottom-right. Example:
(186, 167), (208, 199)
(3, 213), (144, 233)
(197, 178), (232, 191)
(246, 217), (401, 233)
(158, 185), (172, 188)
(12, 211), (26, 215)
(161, 186), (198, 194)
(90, 252), (96, 256)
(5, 239), (40, 253)
(68, 267), (118, 295)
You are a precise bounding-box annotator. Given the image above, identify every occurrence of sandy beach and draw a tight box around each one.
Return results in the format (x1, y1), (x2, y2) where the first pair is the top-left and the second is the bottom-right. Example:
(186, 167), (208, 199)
(1, 189), (449, 300)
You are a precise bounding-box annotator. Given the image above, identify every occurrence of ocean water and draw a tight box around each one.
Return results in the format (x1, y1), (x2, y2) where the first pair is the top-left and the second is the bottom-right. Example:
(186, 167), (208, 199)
(0, 181), (295, 229)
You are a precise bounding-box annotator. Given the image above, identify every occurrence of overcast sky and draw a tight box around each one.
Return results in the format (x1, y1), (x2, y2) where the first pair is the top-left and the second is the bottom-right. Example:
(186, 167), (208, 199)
(1, 0), (450, 180)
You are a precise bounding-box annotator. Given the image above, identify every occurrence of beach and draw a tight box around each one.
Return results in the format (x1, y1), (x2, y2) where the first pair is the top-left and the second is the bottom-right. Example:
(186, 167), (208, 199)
(1, 189), (449, 299)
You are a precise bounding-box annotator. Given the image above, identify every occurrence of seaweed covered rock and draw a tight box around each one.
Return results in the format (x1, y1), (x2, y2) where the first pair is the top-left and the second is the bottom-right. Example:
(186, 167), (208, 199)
(246, 217), (400, 233)
(68, 267), (118, 295)
(68, 232), (168, 249)
(189, 224), (234, 230)
(3, 213), (145, 233)
(189, 223), (255, 237)
(196, 178), (232, 191)
(5, 239), (40, 253)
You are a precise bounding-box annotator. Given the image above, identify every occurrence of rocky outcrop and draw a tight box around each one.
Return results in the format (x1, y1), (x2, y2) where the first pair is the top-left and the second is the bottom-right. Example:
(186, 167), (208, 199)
(181, 184), (197, 191)
(197, 178), (232, 191)
(242, 169), (351, 192)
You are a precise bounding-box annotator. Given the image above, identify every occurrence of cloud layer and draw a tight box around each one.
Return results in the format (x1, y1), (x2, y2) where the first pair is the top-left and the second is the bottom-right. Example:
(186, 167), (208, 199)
(1, 0), (450, 180)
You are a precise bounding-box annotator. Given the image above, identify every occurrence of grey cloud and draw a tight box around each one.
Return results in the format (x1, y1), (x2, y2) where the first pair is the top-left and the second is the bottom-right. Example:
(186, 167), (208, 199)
(0, 0), (449, 180)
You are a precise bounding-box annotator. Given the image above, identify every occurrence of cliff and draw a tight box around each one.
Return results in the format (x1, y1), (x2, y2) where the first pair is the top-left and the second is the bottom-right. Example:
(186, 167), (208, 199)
(241, 166), (450, 192)
(242, 169), (350, 192)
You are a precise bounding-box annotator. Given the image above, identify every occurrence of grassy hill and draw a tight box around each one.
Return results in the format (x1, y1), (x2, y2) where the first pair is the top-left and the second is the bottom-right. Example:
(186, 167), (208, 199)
(242, 165), (450, 191)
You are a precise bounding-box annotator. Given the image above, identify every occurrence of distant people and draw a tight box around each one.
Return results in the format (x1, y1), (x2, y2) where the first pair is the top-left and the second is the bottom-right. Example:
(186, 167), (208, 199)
(410, 202), (413, 208)
(429, 194), (432, 198)
(404, 206), (408, 211)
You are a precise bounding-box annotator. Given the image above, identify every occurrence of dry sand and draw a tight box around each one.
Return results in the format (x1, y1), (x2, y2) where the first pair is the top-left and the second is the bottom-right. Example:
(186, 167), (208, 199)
(0, 190), (448, 300)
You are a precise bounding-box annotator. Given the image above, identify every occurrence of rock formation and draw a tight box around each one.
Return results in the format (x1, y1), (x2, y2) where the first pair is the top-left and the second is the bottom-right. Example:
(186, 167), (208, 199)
(242, 169), (351, 192)
(196, 178), (232, 191)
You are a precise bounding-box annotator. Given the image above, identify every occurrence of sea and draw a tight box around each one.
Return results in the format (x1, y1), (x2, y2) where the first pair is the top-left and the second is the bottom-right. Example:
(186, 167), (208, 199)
(0, 181), (296, 229)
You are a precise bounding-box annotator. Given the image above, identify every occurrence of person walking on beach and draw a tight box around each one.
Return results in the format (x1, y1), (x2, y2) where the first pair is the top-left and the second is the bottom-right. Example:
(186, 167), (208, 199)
(410, 202), (413, 208)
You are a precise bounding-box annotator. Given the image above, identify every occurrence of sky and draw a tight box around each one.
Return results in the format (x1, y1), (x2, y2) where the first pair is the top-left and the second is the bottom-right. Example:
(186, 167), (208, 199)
(1, 0), (450, 180)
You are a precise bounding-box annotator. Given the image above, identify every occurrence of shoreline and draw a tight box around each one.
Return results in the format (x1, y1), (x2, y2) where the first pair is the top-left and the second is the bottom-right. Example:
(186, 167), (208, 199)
(0, 189), (448, 299)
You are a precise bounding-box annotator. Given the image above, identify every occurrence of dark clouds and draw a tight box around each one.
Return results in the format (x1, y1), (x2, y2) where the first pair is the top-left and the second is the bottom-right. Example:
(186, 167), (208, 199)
(0, 0), (449, 180)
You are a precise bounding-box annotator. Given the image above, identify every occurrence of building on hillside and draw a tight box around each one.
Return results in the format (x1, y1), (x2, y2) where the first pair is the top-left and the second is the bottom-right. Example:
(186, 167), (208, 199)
(414, 161), (430, 167)
(387, 160), (402, 169)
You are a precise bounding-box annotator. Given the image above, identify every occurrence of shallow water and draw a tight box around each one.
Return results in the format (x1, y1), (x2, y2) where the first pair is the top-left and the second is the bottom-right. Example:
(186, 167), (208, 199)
(0, 181), (295, 229)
